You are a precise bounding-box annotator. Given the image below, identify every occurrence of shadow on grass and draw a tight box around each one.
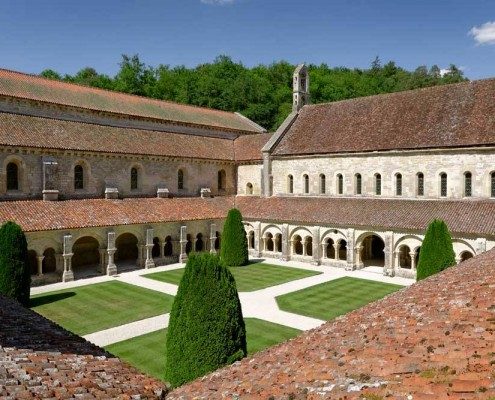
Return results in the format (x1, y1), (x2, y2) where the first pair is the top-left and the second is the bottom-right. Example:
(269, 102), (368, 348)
(30, 291), (76, 308)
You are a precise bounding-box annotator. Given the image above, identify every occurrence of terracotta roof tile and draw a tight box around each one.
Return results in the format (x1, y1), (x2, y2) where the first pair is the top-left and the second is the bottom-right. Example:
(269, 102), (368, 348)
(0, 294), (166, 398)
(236, 195), (495, 235)
(234, 132), (272, 161)
(274, 79), (495, 156)
(169, 248), (495, 399)
(0, 197), (234, 232)
(0, 68), (262, 133)
(0, 112), (235, 160)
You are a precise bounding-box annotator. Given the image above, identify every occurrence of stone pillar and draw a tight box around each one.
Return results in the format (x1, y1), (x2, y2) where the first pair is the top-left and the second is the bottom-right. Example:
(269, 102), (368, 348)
(62, 234), (74, 282)
(281, 223), (290, 261)
(179, 226), (188, 263)
(409, 251), (416, 270)
(394, 251), (399, 269)
(346, 228), (355, 270)
(99, 249), (106, 274)
(106, 231), (117, 276)
(312, 227), (320, 266)
(36, 256), (44, 276)
(302, 239), (307, 256)
(383, 231), (394, 276)
(145, 229), (155, 269)
(354, 245), (363, 269)
(333, 243), (340, 261)
(253, 222), (262, 257)
(210, 224), (217, 254)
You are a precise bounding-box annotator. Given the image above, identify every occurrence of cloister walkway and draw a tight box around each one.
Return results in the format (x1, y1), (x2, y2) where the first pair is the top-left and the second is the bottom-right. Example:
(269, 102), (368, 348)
(31, 259), (414, 347)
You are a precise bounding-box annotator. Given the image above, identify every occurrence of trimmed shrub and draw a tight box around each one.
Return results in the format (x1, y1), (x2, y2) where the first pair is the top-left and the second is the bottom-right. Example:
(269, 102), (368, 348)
(416, 219), (456, 281)
(0, 221), (30, 306)
(165, 253), (246, 388)
(220, 208), (248, 267)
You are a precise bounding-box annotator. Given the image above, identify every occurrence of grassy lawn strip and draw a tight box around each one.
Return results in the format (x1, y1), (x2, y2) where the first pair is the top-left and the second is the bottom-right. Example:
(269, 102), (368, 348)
(30, 281), (174, 335)
(276, 277), (403, 321)
(106, 318), (300, 381)
(143, 262), (321, 292)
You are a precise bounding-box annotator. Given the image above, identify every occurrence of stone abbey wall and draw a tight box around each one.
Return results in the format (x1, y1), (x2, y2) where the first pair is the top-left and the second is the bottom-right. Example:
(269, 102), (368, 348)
(268, 148), (495, 199)
(236, 163), (262, 196)
(0, 147), (236, 200)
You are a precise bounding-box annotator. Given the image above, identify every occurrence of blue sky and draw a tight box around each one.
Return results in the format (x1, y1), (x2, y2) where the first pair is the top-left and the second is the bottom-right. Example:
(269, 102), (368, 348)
(1, 0), (495, 79)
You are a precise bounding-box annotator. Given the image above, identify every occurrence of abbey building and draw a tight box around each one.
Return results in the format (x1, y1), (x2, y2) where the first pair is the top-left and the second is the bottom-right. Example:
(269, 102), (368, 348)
(0, 65), (494, 283)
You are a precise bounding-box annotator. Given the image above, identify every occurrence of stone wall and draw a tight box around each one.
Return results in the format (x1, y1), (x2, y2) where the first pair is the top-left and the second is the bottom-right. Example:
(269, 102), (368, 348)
(0, 147), (236, 200)
(270, 147), (495, 199)
(237, 163), (262, 196)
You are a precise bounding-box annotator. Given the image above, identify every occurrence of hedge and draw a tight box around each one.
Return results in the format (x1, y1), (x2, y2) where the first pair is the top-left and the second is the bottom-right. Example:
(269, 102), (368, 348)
(220, 208), (248, 267)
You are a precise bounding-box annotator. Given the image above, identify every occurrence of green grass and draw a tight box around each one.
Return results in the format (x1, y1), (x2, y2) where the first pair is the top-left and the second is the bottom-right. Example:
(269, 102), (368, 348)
(30, 281), (175, 335)
(106, 318), (300, 381)
(143, 262), (321, 292)
(276, 277), (403, 321)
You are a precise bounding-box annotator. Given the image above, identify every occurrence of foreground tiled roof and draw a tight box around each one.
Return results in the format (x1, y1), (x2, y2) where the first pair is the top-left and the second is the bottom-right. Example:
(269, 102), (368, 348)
(0, 112), (236, 160)
(273, 79), (495, 156)
(170, 249), (495, 399)
(0, 295), (166, 399)
(236, 195), (495, 235)
(0, 68), (262, 133)
(234, 132), (272, 162)
(0, 197), (234, 232)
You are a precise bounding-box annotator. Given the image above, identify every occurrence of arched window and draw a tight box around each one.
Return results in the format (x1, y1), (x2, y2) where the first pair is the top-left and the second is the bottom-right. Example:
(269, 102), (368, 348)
(375, 173), (381, 195)
(303, 174), (309, 194)
(355, 173), (362, 195)
(178, 169), (184, 190)
(395, 173), (402, 196)
(74, 165), (84, 190)
(491, 172), (495, 198)
(337, 174), (343, 195)
(464, 172), (472, 197)
(440, 173), (447, 197)
(246, 182), (253, 195)
(130, 167), (138, 190)
(417, 172), (424, 196)
(319, 174), (326, 194)
(6, 162), (19, 191)
(287, 175), (294, 194)
(218, 169), (226, 191)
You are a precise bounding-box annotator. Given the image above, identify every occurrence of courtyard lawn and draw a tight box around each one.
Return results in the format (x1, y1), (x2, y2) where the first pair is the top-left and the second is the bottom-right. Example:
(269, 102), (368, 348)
(30, 281), (175, 335)
(105, 318), (300, 381)
(276, 277), (403, 321)
(143, 262), (321, 292)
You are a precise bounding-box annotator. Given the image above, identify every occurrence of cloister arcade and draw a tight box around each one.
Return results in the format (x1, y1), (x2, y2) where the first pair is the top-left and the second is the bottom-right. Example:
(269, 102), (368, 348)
(244, 221), (485, 278)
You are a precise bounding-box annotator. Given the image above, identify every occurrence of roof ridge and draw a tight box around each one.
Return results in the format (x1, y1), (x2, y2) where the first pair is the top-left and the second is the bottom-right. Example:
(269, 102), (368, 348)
(303, 77), (493, 109)
(0, 67), (257, 128)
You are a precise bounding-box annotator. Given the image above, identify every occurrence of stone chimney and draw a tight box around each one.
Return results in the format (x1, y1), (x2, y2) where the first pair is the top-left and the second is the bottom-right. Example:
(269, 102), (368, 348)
(292, 64), (310, 112)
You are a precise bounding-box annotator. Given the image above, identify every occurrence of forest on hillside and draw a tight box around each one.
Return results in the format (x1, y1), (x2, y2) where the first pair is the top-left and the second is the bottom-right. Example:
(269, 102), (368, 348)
(40, 55), (467, 131)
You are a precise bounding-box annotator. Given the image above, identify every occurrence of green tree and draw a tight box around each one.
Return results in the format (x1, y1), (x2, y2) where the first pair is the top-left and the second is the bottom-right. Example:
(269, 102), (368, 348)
(165, 253), (246, 387)
(220, 208), (248, 267)
(416, 219), (456, 281)
(0, 221), (30, 306)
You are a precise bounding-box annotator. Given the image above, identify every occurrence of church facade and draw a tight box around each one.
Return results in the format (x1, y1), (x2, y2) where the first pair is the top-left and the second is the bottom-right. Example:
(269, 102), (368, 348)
(0, 66), (494, 283)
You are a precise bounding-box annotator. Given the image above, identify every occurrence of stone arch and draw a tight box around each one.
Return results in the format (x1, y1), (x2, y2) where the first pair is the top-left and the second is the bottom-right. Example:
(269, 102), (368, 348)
(42, 247), (57, 273)
(115, 233), (139, 264)
(289, 226), (312, 240)
(394, 235), (422, 253)
(320, 228), (347, 244)
(246, 182), (253, 195)
(452, 239), (476, 261)
(305, 236), (313, 256)
(265, 232), (274, 252)
(325, 237), (335, 259)
(337, 239), (347, 261)
(195, 233), (204, 252)
(460, 251), (474, 262)
(357, 232), (385, 267)
(72, 236), (100, 271)
(398, 245), (412, 269)
(292, 235), (303, 255)
(164, 236), (173, 257)
(275, 233), (282, 252)
(27, 249), (37, 276)
(262, 224), (282, 237)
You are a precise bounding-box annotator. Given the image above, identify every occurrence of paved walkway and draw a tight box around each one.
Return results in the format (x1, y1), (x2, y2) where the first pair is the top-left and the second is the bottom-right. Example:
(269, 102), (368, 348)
(33, 259), (415, 347)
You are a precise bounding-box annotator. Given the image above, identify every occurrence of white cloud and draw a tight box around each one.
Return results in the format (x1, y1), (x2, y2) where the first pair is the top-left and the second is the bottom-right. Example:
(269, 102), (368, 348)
(469, 21), (495, 45)
(200, 0), (236, 5)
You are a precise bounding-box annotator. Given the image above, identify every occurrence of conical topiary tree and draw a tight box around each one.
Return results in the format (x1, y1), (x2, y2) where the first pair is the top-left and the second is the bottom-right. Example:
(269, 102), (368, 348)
(220, 208), (248, 267)
(416, 219), (456, 281)
(165, 253), (246, 388)
(0, 221), (30, 306)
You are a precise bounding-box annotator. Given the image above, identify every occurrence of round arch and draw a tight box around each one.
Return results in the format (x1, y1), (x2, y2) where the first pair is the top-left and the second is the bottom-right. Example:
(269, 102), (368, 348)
(115, 233), (139, 264)
(72, 236), (100, 271)
(356, 232), (385, 267)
